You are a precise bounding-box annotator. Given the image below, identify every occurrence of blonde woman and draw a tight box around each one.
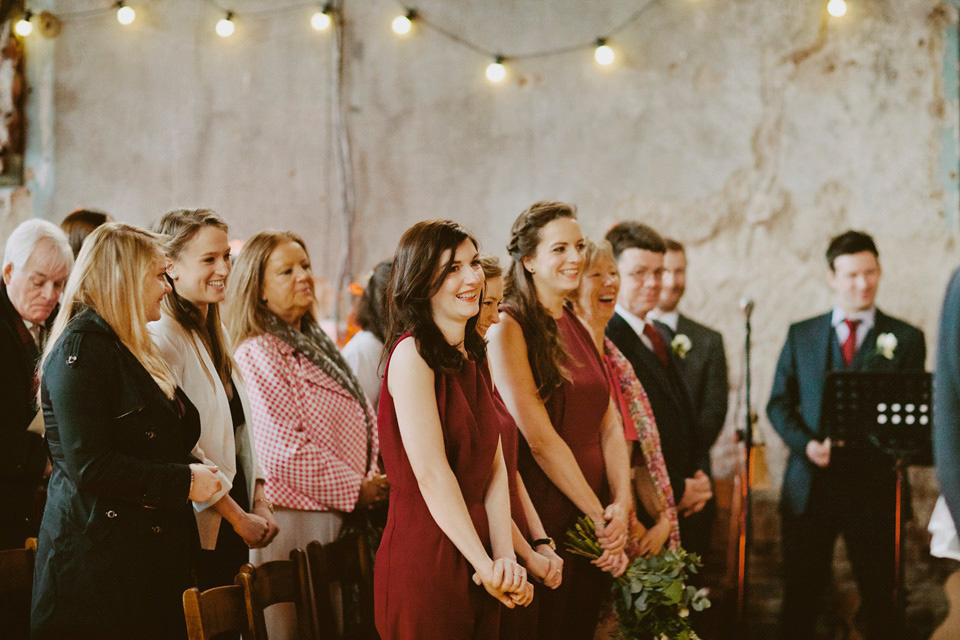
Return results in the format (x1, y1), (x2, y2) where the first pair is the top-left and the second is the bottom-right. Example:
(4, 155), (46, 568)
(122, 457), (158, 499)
(150, 209), (278, 591)
(32, 223), (221, 640)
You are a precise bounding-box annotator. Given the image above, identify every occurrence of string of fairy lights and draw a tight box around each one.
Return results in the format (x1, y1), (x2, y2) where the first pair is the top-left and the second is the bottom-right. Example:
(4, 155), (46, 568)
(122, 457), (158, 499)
(14, 0), (854, 83)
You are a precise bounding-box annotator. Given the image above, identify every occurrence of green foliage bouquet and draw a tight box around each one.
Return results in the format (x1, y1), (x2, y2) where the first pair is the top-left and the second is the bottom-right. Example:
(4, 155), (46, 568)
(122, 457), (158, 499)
(565, 515), (710, 640)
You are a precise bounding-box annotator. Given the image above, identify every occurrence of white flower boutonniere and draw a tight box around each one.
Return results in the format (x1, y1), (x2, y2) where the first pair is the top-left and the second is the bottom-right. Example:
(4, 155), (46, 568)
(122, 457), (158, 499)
(671, 334), (692, 359)
(875, 333), (897, 360)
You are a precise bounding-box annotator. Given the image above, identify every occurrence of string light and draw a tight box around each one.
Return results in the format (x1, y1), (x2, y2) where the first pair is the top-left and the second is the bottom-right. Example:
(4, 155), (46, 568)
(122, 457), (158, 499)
(594, 38), (614, 65)
(311, 4), (332, 31)
(216, 11), (235, 37)
(14, 11), (33, 37)
(392, 9), (416, 36)
(826, 0), (847, 17)
(116, 2), (135, 26)
(485, 56), (506, 83)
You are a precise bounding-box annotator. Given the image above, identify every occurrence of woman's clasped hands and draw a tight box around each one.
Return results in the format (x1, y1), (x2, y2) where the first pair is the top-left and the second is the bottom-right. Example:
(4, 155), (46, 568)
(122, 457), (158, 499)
(472, 557), (534, 608)
(592, 502), (630, 578)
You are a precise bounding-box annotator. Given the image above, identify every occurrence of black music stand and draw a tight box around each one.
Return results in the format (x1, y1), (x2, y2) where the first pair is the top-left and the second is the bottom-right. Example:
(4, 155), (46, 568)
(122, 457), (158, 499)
(820, 370), (933, 627)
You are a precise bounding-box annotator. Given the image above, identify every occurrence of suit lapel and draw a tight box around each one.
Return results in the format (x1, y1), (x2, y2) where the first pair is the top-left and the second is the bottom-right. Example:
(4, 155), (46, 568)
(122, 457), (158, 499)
(803, 313), (833, 434)
(608, 314), (678, 405)
(852, 310), (887, 371)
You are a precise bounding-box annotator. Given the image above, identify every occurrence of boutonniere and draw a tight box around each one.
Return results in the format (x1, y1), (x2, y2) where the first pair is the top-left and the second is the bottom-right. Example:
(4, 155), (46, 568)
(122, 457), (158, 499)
(671, 334), (692, 359)
(875, 333), (897, 360)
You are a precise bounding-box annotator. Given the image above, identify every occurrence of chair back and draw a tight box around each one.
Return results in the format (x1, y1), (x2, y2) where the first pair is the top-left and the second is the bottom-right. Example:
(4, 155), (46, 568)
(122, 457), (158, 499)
(0, 538), (37, 636)
(240, 548), (317, 640)
(307, 534), (374, 639)
(183, 582), (252, 640)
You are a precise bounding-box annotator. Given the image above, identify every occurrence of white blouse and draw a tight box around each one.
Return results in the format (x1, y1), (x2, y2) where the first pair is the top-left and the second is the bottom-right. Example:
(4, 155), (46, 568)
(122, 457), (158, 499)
(149, 314), (264, 550)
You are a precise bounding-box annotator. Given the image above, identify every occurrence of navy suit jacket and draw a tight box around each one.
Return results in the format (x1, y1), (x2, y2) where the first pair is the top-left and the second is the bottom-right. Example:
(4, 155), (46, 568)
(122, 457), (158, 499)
(935, 268), (960, 530)
(766, 309), (925, 517)
(607, 313), (702, 505)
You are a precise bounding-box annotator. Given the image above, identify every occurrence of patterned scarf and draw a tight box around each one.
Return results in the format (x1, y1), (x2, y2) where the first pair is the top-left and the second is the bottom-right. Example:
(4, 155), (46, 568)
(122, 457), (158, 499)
(262, 311), (375, 470)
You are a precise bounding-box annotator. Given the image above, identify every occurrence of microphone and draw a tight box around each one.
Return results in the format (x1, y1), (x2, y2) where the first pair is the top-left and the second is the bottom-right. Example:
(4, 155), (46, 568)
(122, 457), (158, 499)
(740, 298), (754, 318)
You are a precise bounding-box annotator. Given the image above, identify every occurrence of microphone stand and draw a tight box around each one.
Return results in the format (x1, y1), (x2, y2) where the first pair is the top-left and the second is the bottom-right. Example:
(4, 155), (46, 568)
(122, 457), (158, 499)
(734, 300), (754, 640)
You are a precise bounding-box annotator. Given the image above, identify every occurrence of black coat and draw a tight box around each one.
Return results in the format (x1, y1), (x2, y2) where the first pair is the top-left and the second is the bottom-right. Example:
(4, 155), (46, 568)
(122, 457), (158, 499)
(31, 308), (200, 640)
(0, 281), (50, 550)
(766, 309), (925, 517)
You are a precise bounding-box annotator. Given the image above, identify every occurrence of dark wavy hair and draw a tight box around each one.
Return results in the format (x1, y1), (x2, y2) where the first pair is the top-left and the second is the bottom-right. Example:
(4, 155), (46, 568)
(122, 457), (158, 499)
(384, 220), (485, 373)
(502, 201), (577, 399)
(356, 259), (392, 343)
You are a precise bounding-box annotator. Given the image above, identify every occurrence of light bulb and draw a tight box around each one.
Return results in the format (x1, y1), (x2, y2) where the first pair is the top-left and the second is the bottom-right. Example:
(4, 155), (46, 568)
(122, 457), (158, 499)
(311, 10), (331, 31)
(117, 5), (136, 26)
(826, 0), (847, 17)
(216, 14), (235, 38)
(486, 59), (506, 84)
(14, 13), (33, 37)
(392, 14), (412, 35)
(594, 41), (614, 66)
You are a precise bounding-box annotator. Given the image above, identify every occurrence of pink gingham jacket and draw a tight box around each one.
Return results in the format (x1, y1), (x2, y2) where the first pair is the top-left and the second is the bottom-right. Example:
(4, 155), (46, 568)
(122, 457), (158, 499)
(234, 333), (379, 512)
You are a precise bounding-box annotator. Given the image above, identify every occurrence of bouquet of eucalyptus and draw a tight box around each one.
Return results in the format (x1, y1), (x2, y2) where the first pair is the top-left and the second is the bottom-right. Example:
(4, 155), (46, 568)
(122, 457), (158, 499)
(565, 515), (710, 640)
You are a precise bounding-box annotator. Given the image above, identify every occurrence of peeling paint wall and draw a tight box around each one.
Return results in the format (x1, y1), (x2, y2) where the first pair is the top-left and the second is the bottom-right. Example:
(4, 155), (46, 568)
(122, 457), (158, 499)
(17, 0), (960, 491)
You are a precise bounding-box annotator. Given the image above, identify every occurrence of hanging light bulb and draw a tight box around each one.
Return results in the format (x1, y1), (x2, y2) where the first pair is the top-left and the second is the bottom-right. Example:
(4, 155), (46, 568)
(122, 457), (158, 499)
(116, 2), (136, 26)
(311, 4), (332, 31)
(392, 9), (416, 35)
(826, 0), (847, 17)
(14, 11), (33, 37)
(216, 11), (235, 37)
(486, 56), (506, 84)
(594, 38), (614, 65)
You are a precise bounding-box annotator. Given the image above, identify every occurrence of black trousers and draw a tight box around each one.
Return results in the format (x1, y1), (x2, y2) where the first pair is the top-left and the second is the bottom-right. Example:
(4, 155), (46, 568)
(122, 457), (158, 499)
(779, 467), (900, 640)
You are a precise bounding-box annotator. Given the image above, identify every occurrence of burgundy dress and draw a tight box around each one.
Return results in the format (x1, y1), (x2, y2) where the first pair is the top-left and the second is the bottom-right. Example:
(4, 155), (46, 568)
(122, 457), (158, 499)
(493, 389), (538, 640)
(514, 306), (612, 640)
(374, 336), (502, 640)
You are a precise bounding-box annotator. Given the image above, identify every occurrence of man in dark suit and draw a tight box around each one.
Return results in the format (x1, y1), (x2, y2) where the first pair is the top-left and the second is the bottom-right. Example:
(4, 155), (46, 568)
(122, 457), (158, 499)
(767, 230), (925, 640)
(605, 222), (713, 558)
(650, 238), (729, 475)
(0, 219), (72, 550)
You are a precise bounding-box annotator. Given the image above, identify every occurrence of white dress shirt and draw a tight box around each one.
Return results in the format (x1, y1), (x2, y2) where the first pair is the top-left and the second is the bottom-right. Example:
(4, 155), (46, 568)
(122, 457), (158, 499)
(648, 309), (679, 334)
(831, 307), (875, 351)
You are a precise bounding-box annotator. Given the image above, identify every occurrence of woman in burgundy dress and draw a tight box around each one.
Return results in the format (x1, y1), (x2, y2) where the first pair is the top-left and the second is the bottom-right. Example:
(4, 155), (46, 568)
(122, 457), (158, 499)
(375, 220), (532, 640)
(487, 201), (634, 640)
(477, 256), (563, 640)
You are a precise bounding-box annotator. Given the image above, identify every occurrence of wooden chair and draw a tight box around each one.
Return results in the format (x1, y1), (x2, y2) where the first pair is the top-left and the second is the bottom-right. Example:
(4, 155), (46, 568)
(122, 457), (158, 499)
(240, 548), (318, 640)
(696, 475), (742, 639)
(306, 534), (375, 640)
(0, 537), (37, 639)
(183, 580), (253, 640)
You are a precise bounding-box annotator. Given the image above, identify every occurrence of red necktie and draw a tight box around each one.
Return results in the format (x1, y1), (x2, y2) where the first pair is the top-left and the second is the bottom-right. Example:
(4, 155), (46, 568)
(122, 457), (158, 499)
(643, 322), (670, 369)
(842, 318), (860, 366)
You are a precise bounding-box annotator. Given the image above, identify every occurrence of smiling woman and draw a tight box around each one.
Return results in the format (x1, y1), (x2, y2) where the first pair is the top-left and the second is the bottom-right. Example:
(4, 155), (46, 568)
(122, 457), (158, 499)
(149, 209), (278, 595)
(375, 220), (532, 639)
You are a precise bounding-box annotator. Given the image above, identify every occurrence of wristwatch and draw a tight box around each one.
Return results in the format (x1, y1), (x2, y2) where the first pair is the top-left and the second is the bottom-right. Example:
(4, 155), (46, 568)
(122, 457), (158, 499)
(531, 537), (556, 551)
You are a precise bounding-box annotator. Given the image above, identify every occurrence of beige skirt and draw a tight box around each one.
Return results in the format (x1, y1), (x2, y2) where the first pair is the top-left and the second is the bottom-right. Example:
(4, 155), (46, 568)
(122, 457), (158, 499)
(250, 507), (344, 640)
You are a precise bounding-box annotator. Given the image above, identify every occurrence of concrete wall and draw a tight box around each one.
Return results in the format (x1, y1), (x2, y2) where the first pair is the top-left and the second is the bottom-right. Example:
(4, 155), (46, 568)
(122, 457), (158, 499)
(16, 0), (960, 491)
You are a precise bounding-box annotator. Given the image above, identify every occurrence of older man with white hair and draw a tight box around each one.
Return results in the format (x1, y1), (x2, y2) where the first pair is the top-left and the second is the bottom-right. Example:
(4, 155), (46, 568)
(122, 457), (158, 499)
(1, 218), (72, 550)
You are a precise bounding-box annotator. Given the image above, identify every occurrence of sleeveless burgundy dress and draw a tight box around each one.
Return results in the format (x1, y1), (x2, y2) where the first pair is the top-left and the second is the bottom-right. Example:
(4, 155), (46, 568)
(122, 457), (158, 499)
(374, 335), (502, 639)
(493, 388), (538, 640)
(514, 306), (612, 640)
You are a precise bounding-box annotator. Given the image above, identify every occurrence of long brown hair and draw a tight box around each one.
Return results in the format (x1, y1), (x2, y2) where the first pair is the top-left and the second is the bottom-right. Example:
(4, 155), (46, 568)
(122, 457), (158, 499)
(384, 220), (485, 373)
(502, 201), (577, 399)
(40, 223), (177, 398)
(153, 209), (235, 389)
(225, 230), (314, 346)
